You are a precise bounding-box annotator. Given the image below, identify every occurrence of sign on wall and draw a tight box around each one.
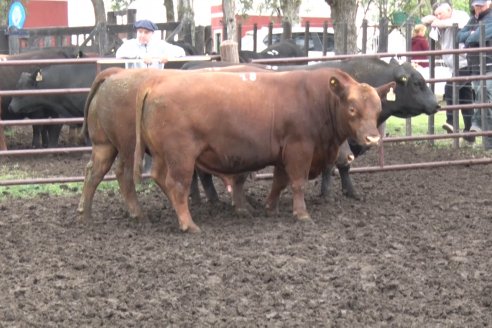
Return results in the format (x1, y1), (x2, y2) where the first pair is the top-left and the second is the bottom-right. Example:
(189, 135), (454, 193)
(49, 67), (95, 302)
(8, 2), (27, 29)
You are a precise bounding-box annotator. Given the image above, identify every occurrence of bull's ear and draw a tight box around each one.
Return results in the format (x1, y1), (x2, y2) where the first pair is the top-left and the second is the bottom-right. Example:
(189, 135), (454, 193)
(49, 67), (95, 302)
(32, 69), (43, 82)
(390, 57), (399, 65)
(393, 66), (408, 85)
(376, 81), (397, 101)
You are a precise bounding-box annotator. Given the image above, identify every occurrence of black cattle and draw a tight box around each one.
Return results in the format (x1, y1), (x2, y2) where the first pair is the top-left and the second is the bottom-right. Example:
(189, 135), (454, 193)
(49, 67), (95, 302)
(8, 64), (97, 147)
(239, 39), (305, 63)
(0, 47), (85, 149)
(182, 57), (440, 199)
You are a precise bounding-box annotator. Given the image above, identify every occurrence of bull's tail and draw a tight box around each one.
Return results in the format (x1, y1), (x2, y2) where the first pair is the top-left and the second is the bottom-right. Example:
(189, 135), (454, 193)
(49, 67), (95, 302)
(133, 86), (151, 185)
(80, 67), (123, 142)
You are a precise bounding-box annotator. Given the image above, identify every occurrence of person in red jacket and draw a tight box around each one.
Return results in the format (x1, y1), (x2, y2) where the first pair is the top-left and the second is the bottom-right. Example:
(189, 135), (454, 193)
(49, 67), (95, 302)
(411, 24), (430, 67)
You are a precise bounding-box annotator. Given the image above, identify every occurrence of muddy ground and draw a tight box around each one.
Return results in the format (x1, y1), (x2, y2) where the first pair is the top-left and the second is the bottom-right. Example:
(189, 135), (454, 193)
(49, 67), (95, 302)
(0, 127), (491, 327)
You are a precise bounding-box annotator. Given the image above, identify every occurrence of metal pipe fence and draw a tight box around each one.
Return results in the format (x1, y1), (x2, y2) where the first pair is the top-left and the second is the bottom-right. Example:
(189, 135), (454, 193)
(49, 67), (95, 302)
(0, 47), (491, 187)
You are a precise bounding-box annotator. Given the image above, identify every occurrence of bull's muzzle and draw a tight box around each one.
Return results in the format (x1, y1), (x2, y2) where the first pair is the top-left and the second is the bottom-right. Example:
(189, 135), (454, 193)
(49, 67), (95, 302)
(366, 135), (380, 146)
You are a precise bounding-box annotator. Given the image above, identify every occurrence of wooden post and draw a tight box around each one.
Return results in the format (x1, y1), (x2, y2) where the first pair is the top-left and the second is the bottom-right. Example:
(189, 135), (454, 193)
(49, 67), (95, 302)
(220, 40), (239, 63)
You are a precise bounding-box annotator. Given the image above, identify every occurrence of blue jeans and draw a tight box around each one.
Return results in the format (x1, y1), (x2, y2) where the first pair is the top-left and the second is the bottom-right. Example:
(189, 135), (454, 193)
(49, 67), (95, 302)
(471, 72), (492, 149)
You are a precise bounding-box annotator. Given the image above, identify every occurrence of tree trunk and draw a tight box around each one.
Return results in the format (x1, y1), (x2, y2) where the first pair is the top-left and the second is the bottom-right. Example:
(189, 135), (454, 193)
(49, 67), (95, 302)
(222, 0), (237, 41)
(164, 0), (175, 22)
(177, 0), (195, 44)
(326, 0), (358, 55)
(280, 0), (301, 40)
(91, 0), (106, 25)
(90, 0), (108, 56)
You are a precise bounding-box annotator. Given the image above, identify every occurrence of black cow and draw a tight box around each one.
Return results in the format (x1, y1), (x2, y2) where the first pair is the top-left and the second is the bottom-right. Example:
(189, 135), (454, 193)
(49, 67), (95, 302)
(239, 39), (305, 63)
(8, 64), (97, 147)
(182, 57), (440, 199)
(0, 47), (85, 149)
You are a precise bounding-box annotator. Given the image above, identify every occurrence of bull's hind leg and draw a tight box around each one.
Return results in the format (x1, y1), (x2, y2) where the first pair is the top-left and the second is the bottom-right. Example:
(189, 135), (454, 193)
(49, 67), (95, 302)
(77, 144), (117, 221)
(151, 157), (200, 233)
(115, 152), (144, 220)
(265, 166), (289, 217)
(230, 173), (253, 217)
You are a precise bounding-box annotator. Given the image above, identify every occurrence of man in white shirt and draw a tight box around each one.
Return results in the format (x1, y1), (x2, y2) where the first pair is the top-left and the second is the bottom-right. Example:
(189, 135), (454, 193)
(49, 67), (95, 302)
(116, 19), (186, 68)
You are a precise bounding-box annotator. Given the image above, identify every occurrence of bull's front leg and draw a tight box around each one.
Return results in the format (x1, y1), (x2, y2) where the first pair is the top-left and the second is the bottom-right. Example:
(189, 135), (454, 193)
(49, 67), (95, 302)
(319, 165), (335, 198)
(338, 165), (359, 199)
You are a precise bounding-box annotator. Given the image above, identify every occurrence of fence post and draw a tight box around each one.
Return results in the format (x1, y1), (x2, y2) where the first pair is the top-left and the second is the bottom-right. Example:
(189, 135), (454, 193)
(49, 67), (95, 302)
(204, 25), (213, 54)
(378, 18), (388, 53)
(253, 23), (258, 52)
(405, 22), (413, 137)
(304, 21), (310, 56)
(195, 25), (205, 55)
(361, 19), (367, 54)
(323, 21), (328, 56)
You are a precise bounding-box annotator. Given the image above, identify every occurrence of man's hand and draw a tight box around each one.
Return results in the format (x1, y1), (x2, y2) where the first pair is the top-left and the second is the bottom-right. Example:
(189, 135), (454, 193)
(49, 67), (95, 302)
(421, 15), (436, 25)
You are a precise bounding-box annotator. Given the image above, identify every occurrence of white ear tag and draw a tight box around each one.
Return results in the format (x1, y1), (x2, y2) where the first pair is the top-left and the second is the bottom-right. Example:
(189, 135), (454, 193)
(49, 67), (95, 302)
(35, 71), (43, 82)
(386, 87), (395, 102)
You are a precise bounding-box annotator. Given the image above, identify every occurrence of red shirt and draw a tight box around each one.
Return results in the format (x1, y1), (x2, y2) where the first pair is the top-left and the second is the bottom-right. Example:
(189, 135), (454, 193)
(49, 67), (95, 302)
(411, 36), (430, 67)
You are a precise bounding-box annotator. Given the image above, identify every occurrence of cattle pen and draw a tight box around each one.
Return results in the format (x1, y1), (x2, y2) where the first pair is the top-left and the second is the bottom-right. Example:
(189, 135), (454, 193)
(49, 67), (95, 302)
(2, 18), (492, 327)
(0, 49), (491, 187)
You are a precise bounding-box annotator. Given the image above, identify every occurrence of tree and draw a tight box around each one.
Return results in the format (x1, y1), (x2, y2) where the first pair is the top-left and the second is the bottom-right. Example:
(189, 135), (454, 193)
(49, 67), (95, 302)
(164, 0), (175, 22)
(223, 0), (237, 41)
(326, 0), (358, 54)
(177, 0), (194, 44)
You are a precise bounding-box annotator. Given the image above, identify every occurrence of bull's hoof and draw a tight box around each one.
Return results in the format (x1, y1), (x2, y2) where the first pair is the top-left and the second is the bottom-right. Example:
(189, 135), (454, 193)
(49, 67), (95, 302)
(181, 223), (201, 234)
(295, 213), (312, 222)
(235, 207), (253, 218)
(129, 209), (144, 221)
(343, 190), (360, 200)
(77, 208), (92, 222)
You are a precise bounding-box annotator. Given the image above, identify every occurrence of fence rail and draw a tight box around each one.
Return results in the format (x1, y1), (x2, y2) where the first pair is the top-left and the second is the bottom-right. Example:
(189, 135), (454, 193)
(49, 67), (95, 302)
(0, 47), (491, 187)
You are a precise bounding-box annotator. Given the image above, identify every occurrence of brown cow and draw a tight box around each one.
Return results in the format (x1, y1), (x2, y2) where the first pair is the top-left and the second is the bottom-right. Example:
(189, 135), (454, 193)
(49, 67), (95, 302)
(78, 65), (278, 221)
(78, 67), (171, 221)
(134, 69), (394, 233)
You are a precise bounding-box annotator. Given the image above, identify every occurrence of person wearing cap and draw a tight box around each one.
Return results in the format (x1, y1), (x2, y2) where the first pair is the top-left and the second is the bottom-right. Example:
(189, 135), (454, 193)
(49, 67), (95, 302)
(457, 0), (492, 149)
(422, 2), (474, 141)
(116, 19), (186, 69)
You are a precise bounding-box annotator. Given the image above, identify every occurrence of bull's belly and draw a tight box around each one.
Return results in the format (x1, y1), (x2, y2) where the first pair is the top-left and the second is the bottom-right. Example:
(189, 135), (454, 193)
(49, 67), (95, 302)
(196, 147), (277, 175)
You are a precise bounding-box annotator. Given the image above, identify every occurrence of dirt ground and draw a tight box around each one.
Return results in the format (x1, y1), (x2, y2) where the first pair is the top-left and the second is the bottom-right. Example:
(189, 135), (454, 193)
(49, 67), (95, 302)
(0, 127), (491, 327)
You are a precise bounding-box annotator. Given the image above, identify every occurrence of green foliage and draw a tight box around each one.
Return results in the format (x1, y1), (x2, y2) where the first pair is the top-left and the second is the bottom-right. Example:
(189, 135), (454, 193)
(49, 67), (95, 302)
(110, 0), (134, 11)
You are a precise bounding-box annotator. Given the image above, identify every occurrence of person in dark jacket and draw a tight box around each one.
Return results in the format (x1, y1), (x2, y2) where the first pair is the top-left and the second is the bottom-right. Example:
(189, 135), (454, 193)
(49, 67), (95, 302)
(411, 24), (430, 67)
(422, 2), (474, 140)
(458, 0), (492, 149)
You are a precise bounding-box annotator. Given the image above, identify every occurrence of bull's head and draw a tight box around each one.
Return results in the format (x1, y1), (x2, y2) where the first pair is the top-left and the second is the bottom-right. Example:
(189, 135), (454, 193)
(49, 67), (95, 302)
(330, 73), (395, 147)
(8, 69), (44, 114)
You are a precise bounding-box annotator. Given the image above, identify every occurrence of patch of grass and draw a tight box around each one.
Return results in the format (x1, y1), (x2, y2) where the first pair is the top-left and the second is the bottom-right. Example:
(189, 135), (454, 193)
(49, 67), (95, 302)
(0, 165), (156, 200)
(384, 111), (484, 148)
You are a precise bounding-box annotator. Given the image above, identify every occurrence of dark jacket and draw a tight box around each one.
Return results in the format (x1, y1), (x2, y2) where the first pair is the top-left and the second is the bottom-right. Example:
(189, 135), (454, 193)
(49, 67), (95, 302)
(457, 8), (492, 74)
